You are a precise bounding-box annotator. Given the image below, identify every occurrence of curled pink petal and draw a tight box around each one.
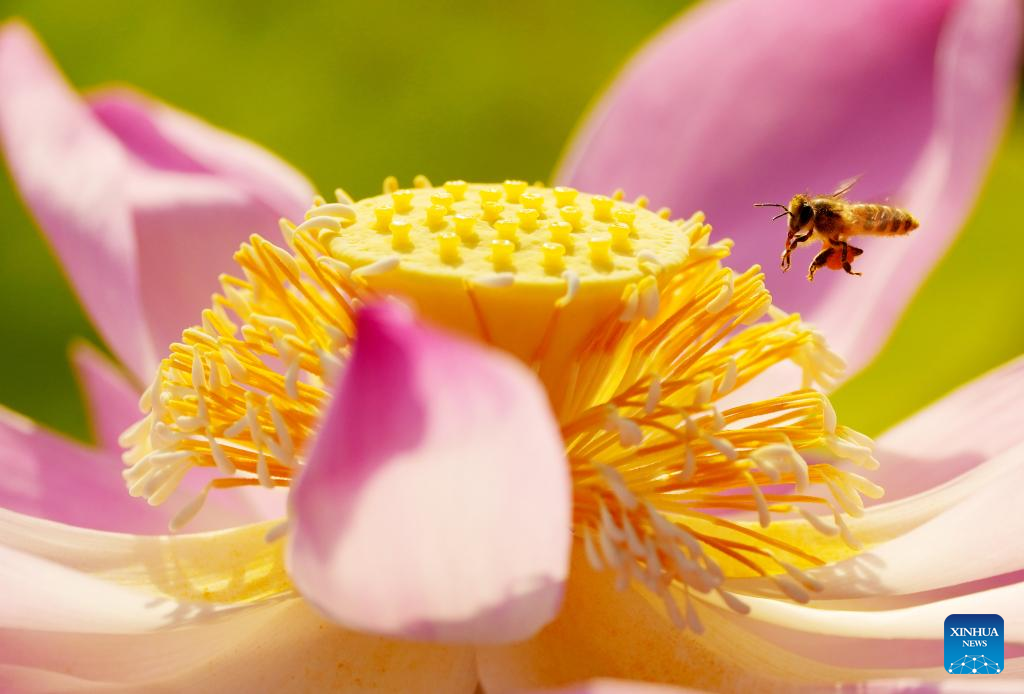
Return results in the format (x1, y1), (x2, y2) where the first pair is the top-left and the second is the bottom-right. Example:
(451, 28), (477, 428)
(0, 22), (314, 381)
(288, 303), (571, 643)
(559, 0), (1022, 377)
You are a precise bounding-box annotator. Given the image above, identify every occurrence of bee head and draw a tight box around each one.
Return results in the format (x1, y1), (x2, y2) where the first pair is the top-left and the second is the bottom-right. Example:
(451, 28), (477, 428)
(787, 194), (814, 235)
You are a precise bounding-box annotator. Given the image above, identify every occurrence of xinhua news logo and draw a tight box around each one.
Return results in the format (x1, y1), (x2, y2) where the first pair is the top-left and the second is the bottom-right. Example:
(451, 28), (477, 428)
(944, 614), (1003, 675)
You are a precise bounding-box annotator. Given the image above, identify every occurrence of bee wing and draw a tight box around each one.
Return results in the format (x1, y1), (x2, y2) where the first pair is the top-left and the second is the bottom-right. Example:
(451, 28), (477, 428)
(829, 175), (862, 199)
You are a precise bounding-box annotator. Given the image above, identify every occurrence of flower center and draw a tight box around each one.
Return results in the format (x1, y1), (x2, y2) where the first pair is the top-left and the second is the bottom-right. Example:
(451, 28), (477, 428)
(121, 177), (883, 626)
(323, 180), (691, 411)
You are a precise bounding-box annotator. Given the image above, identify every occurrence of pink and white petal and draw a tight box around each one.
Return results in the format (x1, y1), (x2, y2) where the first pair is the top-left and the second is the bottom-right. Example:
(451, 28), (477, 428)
(709, 580), (1024, 673)
(70, 341), (141, 452)
(812, 441), (1024, 598)
(558, 0), (1022, 377)
(0, 600), (476, 693)
(87, 86), (313, 219)
(0, 510), (474, 691)
(288, 303), (572, 643)
(870, 354), (1024, 502)
(732, 437), (1024, 601)
(0, 406), (266, 533)
(128, 171), (302, 363)
(0, 507), (293, 610)
(0, 407), (176, 534)
(0, 22), (314, 381)
(0, 549), (474, 693)
(0, 21), (152, 378)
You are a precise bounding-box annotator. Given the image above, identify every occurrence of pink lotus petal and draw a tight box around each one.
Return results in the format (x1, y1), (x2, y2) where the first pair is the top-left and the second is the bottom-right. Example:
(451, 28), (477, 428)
(0, 516), (477, 692)
(88, 86), (312, 219)
(0, 598), (477, 693)
(0, 403), (264, 533)
(70, 341), (141, 451)
(288, 303), (571, 643)
(0, 22), (314, 382)
(871, 355), (1024, 502)
(811, 441), (1024, 599)
(725, 579), (1024, 671)
(559, 0), (1021, 377)
(0, 406), (176, 534)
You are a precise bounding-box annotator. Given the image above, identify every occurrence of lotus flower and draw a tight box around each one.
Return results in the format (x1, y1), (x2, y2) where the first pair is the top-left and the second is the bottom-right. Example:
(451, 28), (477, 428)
(0, 5), (1021, 693)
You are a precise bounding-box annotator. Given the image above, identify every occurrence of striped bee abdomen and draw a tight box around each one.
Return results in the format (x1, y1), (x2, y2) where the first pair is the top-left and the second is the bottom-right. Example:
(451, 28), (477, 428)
(852, 203), (919, 235)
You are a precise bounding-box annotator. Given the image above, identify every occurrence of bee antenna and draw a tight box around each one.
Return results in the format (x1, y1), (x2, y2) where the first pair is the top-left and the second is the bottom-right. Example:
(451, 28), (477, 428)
(754, 202), (791, 220)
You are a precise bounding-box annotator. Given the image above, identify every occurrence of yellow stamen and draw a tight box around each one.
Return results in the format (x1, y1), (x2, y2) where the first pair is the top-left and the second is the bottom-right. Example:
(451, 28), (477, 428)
(122, 180), (880, 626)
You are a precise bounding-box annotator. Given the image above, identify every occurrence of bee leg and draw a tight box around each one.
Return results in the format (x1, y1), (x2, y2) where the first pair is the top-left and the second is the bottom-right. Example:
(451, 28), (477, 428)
(807, 247), (834, 282)
(781, 231), (813, 272)
(840, 242), (863, 276)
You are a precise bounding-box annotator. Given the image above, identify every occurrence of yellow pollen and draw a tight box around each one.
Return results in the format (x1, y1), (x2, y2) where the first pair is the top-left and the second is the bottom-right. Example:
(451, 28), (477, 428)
(520, 191), (545, 215)
(490, 238), (515, 270)
(548, 220), (574, 248)
(373, 205), (394, 232)
(122, 178), (880, 629)
(479, 186), (502, 204)
(391, 189), (415, 214)
(610, 221), (632, 252)
(494, 219), (519, 245)
(452, 213), (478, 241)
(503, 179), (528, 203)
(591, 194), (614, 222)
(541, 241), (566, 274)
(588, 233), (613, 269)
(482, 201), (504, 224)
(553, 186), (578, 207)
(430, 190), (455, 210)
(443, 179), (468, 201)
(518, 208), (540, 231)
(389, 220), (413, 251)
(425, 204), (448, 231)
(437, 230), (460, 264)
(613, 206), (636, 229)
(560, 205), (584, 230)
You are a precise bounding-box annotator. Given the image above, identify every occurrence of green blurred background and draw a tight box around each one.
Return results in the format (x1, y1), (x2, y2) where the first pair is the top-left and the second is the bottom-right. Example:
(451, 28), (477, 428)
(0, 0), (1021, 444)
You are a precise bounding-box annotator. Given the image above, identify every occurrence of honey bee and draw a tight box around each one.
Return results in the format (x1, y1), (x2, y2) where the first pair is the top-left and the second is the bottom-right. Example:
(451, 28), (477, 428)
(755, 179), (919, 281)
